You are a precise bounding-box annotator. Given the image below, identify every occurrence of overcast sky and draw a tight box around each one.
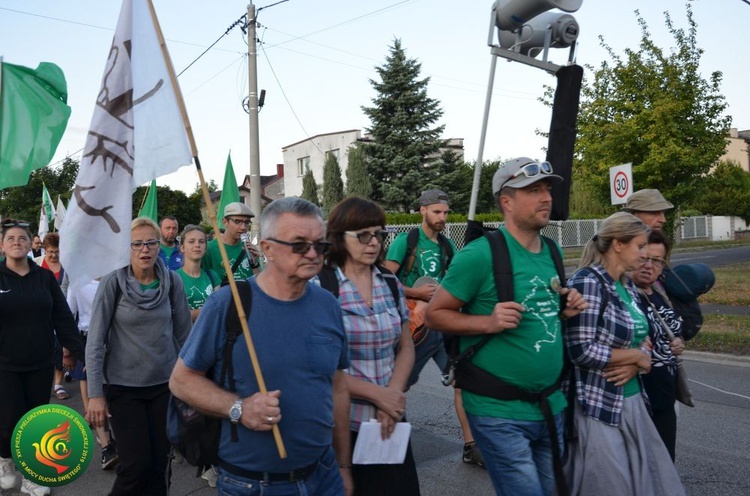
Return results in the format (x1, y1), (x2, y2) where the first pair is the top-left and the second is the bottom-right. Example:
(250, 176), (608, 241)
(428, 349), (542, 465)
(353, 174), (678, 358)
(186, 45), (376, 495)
(1, 0), (747, 194)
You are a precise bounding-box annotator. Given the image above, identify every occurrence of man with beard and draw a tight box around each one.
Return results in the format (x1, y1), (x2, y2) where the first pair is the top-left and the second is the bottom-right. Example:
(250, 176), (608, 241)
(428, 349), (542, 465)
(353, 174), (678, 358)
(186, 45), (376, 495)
(384, 190), (484, 468)
(158, 216), (183, 270)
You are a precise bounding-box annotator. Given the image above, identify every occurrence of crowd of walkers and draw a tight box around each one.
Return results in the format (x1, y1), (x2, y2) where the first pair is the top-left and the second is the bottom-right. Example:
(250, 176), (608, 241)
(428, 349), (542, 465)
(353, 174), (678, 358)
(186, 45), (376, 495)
(0, 169), (691, 495)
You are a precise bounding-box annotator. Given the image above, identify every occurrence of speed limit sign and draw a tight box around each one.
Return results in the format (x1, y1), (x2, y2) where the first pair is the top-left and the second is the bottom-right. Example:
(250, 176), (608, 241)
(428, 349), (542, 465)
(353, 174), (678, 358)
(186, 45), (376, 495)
(610, 163), (633, 205)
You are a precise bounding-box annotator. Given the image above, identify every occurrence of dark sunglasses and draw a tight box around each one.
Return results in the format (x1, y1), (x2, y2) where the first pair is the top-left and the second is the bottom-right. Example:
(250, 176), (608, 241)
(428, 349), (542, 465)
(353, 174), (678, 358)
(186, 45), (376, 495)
(267, 238), (331, 255)
(344, 230), (388, 245)
(2, 221), (31, 228)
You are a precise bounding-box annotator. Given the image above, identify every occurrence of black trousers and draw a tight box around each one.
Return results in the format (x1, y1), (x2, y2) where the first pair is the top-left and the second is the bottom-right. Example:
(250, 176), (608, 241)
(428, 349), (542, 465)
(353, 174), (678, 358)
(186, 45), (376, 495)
(0, 367), (54, 458)
(642, 366), (677, 462)
(105, 383), (171, 496)
(350, 428), (421, 496)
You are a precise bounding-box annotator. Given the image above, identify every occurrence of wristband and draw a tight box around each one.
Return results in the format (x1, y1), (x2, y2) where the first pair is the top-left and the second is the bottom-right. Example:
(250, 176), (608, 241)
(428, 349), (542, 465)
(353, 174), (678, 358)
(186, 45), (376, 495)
(638, 346), (650, 356)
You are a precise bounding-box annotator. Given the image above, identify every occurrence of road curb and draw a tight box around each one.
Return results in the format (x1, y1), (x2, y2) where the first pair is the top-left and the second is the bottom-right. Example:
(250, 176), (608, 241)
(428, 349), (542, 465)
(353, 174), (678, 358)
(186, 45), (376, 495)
(682, 350), (750, 368)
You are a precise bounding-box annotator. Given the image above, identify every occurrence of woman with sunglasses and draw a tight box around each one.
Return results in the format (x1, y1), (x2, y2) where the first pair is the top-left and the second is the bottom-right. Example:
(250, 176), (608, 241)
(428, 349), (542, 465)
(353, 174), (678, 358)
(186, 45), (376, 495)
(0, 220), (84, 496)
(85, 217), (192, 496)
(563, 212), (685, 495)
(315, 197), (420, 496)
(630, 230), (685, 462)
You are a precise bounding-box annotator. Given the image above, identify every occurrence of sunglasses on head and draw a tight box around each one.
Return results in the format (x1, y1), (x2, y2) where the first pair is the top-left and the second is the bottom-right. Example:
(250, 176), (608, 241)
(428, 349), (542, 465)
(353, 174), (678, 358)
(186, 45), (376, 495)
(500, 161), (554, 190)
(345, 230), (388, 245)
(2, 221), (31, 228)
(267, 238), (331, 255)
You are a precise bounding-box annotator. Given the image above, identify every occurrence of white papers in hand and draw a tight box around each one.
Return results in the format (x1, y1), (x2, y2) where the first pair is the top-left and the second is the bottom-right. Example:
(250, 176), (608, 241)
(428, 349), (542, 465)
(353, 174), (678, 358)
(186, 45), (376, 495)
(352, 420), (412, 465)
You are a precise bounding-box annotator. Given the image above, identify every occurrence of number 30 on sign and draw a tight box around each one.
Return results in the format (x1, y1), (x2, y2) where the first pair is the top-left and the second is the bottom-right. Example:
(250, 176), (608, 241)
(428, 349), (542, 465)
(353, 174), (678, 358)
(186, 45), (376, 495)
(609, 163), (633, 205)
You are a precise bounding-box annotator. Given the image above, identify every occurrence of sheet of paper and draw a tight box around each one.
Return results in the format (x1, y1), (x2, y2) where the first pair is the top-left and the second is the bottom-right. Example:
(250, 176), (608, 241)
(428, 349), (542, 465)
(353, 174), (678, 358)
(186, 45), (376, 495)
(352, 420), (412, 465)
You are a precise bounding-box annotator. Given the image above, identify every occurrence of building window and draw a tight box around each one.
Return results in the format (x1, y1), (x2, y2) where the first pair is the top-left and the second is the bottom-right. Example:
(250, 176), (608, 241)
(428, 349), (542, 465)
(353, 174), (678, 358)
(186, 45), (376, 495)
(297, 156), (310, 177)
(325, 149), (340, 162)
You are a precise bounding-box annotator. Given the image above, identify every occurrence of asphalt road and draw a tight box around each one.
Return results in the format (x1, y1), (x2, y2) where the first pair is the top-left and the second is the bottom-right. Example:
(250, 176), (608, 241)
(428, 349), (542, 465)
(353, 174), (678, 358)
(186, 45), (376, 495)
(5, 350), (747, 496)
(670, 245), (750, 268)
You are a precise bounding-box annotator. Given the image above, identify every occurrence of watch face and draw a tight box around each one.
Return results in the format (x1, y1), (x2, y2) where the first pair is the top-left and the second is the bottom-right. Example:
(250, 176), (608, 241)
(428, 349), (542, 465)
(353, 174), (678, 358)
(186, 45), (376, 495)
(230, 400), (242, 422)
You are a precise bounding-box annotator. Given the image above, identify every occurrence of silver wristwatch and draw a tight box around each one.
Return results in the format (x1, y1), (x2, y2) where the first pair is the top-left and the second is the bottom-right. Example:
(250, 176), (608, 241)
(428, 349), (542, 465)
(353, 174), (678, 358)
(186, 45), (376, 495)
(229, 398), (243, 424)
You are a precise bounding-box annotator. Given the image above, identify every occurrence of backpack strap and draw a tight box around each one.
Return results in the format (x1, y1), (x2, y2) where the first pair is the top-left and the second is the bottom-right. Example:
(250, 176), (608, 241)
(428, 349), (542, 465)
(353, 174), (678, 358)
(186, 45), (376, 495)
(319, 265), (400, 309)
(103, 280), (123, 386)
(221, 280), (252, 443)
(436, 233), (454, 279)
(396, 228), (421, 279)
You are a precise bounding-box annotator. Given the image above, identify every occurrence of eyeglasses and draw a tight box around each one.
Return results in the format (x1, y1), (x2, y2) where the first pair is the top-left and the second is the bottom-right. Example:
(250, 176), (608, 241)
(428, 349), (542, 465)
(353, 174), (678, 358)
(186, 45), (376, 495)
(228, 218), (252, 227)
(500, 161), (554, 190)
(2, 221), (30, 228)
(267, 238), (331, 255)
(645, 256), (666, 268)
(130, 239), (160, 251)
(344, 230), (388, 245)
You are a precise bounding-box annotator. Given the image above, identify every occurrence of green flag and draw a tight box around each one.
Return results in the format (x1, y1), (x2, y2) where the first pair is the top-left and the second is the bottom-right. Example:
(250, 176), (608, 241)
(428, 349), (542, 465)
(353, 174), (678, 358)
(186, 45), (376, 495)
(218, 152), (240, 221)
(0, 61), (71, 190)
(138, 180), (158, 223)
(42, 182), (56, 222)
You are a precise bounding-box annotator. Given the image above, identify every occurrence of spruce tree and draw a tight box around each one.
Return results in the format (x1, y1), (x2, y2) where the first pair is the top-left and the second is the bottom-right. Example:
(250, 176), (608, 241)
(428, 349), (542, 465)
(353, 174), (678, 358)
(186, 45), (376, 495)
(322, 152), (344, 214)
(300, 166), (320, 206)
(345, 146), (372, 198)
(362, 39), (446, 212)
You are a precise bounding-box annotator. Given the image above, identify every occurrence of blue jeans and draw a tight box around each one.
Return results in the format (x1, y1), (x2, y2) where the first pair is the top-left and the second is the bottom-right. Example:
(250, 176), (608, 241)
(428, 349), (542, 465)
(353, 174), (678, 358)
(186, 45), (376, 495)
(467, 412), (564, 496)
(216, 446), (343, 496)
(408, 330), (448, 387)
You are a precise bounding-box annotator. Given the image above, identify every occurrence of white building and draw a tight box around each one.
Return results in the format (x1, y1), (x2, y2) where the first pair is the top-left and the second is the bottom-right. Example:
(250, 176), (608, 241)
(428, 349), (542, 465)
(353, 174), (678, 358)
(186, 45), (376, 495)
(282, 129), (464, 198)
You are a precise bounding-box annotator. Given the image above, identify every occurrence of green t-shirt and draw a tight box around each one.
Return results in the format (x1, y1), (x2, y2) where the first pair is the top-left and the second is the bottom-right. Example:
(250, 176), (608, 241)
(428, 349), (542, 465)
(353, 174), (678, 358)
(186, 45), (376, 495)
(177, 268), (219, 310)
(140, 280), (160, 291)
(161, 244), (176, 259)
(202, 238), (253, 282)
(385, 227), (457, 286)
(439, 227), (566, 420)
(615, 281), (649, 397)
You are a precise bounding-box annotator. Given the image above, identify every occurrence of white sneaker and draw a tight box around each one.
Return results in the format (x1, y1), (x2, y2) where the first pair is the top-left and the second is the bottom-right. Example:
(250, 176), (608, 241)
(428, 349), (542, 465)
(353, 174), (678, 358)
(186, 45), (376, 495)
(0, 457), (19, 490)
(201, 466), (218, 488)
(20, 478), (51, 496)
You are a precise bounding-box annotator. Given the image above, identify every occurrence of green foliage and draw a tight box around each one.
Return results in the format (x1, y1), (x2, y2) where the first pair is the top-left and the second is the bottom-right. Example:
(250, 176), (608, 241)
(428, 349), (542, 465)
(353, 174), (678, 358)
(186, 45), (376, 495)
(0, 157), (79, 232)
(362, 39), (446, 212)
(322, 152), (344, 214)
(345, 145), (372, 198)
(574, 5), (730, 211)
(191, 179), (218, 197)
(300, 166), (320, 206)
(693, 161), (750, 222)
(132, 185), (202, 228)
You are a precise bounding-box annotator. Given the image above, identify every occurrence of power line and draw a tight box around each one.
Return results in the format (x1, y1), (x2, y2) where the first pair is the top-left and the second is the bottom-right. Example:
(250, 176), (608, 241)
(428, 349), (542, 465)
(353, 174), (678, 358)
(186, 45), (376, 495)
(177, 14), (247, 77)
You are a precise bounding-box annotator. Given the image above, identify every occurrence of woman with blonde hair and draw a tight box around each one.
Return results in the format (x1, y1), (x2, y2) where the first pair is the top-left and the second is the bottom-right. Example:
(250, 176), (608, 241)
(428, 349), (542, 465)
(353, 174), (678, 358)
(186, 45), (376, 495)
(563, 212), (686, 495)
(85, 217), (192, 496)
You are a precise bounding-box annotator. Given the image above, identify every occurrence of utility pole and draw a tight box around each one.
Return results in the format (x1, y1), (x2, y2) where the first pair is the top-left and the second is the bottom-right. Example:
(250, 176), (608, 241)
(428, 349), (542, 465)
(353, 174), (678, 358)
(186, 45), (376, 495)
(247, 2), (262, 237)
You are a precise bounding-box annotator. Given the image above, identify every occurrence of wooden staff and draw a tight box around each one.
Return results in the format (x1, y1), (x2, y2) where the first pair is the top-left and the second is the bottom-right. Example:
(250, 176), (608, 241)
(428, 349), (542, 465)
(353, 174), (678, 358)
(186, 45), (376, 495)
(146, 0), (286, 459)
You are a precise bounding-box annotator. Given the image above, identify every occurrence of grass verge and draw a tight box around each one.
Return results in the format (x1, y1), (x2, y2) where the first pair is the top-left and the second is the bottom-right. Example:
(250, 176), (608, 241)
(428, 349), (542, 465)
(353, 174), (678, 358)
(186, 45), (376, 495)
(699, 262), (750, 306)
(688, 314), (750, 355)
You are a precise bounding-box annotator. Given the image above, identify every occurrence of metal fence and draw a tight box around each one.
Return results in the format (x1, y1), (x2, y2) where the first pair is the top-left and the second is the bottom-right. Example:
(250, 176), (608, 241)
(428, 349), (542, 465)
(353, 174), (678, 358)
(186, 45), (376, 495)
(386, 216), (710, 250)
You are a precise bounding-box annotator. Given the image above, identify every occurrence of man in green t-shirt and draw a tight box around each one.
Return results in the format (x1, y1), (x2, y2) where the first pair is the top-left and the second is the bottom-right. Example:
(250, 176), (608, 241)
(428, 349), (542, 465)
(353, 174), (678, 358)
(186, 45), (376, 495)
(202, 202), (259, 282)
(384, 189), (484, 467)
(425, 158), (587, 496)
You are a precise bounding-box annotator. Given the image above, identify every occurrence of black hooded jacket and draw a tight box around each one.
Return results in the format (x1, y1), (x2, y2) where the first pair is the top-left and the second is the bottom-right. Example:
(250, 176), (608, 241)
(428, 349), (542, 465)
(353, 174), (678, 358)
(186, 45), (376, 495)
(0, 259), (84, 372)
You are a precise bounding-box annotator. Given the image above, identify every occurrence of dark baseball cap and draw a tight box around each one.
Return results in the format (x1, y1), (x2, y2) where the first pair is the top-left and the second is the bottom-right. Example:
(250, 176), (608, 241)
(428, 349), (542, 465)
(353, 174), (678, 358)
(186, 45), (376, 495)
(419, 189), (450, 206)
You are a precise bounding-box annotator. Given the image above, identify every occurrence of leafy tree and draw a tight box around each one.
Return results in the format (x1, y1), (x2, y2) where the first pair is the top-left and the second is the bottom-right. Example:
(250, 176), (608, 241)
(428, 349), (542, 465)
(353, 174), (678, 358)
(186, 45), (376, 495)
(362, 39), (446, 212)
(0, 157), (79, 232)
(322, 152), (344, 214)
(345, 146), (372, 198)
(694, 161), (750, 222)
(132, 185), (202, 228)
(300, 166), (320, 206)
(574, 5), (730, 211)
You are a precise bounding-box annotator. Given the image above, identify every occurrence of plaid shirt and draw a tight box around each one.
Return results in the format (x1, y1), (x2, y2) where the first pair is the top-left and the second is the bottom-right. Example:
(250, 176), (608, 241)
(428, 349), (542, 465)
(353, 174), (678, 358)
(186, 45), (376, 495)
(314, 266), (409, 431)
(564, 264), (650, 426)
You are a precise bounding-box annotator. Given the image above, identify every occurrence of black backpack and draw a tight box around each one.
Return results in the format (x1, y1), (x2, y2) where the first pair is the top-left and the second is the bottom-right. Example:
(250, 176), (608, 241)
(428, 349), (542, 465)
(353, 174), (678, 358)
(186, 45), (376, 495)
(441, 229), (569, 496)
(318, 265), (400, 306)
(166, 281), (251, 476)
(395, 227), (454, 280)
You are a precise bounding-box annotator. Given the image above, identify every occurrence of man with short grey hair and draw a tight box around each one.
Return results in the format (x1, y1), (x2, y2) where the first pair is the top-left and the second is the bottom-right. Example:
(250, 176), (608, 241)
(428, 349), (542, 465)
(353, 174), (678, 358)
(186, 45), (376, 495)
(171, 197), (353, 495)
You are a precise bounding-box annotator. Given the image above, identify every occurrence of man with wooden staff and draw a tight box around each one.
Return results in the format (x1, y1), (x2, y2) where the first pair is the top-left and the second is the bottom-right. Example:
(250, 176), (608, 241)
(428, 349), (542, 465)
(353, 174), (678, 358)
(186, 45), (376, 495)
(170, 197), (353, 495)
